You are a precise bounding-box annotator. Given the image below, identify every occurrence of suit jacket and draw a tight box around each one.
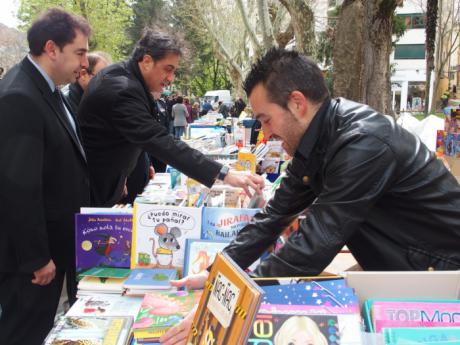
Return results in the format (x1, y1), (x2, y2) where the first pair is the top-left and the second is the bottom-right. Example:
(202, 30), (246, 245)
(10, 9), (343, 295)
(0, 57), (90, 273)
(78, 59), (221, 206)
(62, 82), (84, 115)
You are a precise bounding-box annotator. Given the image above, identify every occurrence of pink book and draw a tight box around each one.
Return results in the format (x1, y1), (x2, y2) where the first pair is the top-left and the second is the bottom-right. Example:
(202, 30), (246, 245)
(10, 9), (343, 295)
(372, 301), (460, 332)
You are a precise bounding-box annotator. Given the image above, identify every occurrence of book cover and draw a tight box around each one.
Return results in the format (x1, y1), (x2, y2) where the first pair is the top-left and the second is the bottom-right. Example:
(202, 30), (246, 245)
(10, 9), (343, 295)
(66, 294), (143, 318)
(236, 151), (256, 173)
(79, 267), (132, 279)
(43, 316), (133, 345)
(371, 300), (460, 332)
(201, 207), (260, 240)
(123, 268), (177, 290)
(77, 276), (127, 294)
(132, 290), (202, 341)
(247, 311), (363, 345)
(183, 239), (230, 277)
(75, 213), (133, 274)
(384, 326), (460, 345)
(131, 203), (202, 269)
(186, 252), (265, 345)
(261, 279), (359, 308)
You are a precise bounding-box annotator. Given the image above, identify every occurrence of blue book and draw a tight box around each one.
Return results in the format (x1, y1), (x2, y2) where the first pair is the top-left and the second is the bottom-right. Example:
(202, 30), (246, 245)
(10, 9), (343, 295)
(123, 268), (177, 291)
(261, 279), (358, 308)
(183, 239), (230, 277)
(201, 207), (260, 240)
(384, 327), (460, 345)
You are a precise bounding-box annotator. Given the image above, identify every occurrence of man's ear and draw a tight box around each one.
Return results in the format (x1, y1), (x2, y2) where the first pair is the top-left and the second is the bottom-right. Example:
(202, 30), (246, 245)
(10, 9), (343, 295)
(43, 40), (59, 60)
(287, 90), (308, 120)
(139, 54), (153, 72)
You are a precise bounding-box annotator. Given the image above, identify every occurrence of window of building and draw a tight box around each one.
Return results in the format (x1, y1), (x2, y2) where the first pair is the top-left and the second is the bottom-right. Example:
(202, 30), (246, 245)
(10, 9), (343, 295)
(394, 44), (425, 59)
(397, 13), (426, 29)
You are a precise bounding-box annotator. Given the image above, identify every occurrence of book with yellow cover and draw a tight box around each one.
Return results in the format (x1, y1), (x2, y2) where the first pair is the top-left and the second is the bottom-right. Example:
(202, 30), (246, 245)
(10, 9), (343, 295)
(186, 252), (264, 345)
(236, 151), (256, 173)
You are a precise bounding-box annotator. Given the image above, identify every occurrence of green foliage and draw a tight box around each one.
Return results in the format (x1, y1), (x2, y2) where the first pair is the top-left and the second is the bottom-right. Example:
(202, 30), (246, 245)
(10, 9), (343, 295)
(17, 0), (133, 61)
(392, 14), (407, 45)
(126, 0), (167, 54)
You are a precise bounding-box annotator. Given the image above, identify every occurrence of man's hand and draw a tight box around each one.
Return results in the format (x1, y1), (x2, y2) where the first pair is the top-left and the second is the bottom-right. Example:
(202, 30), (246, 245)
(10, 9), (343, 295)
(223, 170), (265, 196)
(149, 166), (155, 180)
(160, 271), (209, 345)
(32, 259), (56, 285)
(159, 304), (197, 345)
(169, 270), (209, 290)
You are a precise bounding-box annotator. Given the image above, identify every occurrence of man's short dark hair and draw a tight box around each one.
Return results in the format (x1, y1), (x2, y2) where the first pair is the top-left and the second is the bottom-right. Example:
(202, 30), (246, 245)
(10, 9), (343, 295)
(176, 96), (183, 103)
(85, 52), (111, 75)
(27, 8), (91, 56)
(132, 29), (182, 62)
(243, 48), (329, 109)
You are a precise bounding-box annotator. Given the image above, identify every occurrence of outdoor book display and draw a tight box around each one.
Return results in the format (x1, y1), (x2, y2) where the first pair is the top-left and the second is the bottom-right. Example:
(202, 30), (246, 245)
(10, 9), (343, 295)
(436, 107), (460, 181)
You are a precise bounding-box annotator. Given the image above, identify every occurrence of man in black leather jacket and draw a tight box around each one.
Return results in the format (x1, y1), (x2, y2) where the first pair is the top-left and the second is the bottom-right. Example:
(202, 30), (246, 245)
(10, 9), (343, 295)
(160, 47), (460, 345)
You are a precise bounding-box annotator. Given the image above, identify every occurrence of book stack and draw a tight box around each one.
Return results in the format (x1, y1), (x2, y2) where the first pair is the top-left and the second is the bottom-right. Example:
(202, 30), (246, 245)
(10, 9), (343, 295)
(123, 268), (178, 296)
(44, 316), (133, 345)
(363, 298), (460, 344)
(131, 290), (202, 343)
(67, 294), (143, 319)
(77, 267), (131, 297)
(248, 278), (363, 345)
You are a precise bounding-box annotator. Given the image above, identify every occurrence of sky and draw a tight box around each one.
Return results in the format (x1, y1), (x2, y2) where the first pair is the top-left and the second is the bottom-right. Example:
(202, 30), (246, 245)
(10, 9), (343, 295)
(0, 0), (20, 29)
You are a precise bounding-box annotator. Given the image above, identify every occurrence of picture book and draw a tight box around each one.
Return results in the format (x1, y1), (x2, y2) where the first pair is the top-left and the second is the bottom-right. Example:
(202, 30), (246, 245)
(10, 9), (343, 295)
(132, 290), (202, 341)
(77, 276), (127, 295)
(67, 294), (143, 318)
(44, 316), (133, 345)
(261, 279), (359, 309)
(75, 213), (133, 274)
(371, 300), (460, 332)
(183, 239), (230, 277)
(384, 327), (460, 345)
(201, 207), (260, 240)
(79, 267), (132, 279)
(131, 203), (202, 269)
(186, 252), (265, 345)
(247, 310), (362, 345)
(236, 151), (256, 173)
(123, 268), (177, 292)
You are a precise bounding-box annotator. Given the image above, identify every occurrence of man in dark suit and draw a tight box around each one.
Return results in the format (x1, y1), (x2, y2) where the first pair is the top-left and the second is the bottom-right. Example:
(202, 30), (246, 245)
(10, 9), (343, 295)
(79, 29), (264, 207)
(0, 9), (91, 345)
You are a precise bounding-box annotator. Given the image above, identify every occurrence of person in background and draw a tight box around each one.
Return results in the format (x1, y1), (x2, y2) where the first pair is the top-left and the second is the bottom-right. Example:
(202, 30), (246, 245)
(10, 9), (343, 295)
(78, 29), (264, 207)
(191, 101), (200, 121)
(0, 8), (91, 345)
(184, 97), (193, 124)
(218, 100), (229, 117)
(160, 48), (460, 345)
(172, 95), (188, 139)
(62, 51), (111, 113)
(234, 96), (246, 116)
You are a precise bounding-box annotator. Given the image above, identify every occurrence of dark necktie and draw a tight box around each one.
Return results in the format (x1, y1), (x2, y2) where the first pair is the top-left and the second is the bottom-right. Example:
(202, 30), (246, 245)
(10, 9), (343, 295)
(53, 89), (86, 160)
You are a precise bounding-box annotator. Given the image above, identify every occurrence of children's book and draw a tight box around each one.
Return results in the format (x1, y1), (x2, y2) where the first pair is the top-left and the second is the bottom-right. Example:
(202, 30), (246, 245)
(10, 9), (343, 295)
(131, 203), (202, 270)
(43, 316), (133, 345)
(384, 327), (460, 345)
(66, 294), (143, 318)
(236, 151), (256, 173)
(77, 276), (127, 295)
(261, 279), (359, 309)
(75, 213), (133, 274)
(201, 207), (260, 240)
(183, 239), (230, 277)
(123, 268), (177, 295)
(79, 267), (132, 279)
(186, 252), (265, 345)
(132, 290), (202, 342)
(371, 300), (460, 332)
(247, 311), (363, 345)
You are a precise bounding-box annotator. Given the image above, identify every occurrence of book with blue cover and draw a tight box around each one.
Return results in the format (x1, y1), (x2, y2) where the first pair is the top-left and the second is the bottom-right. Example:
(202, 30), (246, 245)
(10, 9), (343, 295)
(183, 239), (230, 277)
(261, 279), (359, 308)
(123, 268), (177, 292)
(201, 207), (260, 240)
(75, 213), (133, 274)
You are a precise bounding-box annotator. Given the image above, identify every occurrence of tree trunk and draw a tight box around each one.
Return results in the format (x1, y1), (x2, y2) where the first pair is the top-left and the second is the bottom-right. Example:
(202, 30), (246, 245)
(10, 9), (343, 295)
(424, 0), (438, 117)
(333, 0), (396, 115)
(279, 0), (316, 57)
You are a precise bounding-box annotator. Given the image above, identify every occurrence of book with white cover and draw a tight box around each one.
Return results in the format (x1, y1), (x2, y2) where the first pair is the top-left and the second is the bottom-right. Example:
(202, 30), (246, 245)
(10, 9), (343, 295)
(67, 294), (143, 318)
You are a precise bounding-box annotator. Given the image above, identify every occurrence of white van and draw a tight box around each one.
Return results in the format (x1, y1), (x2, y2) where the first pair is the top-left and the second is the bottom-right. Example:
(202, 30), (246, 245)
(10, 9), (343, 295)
(203, 90), (232, 105)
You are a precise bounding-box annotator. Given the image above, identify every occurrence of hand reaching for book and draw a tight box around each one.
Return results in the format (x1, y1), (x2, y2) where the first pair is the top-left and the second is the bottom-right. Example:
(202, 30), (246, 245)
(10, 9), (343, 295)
(159, 304), (197, 345)
(224, 170), (265, 197)
(169, 270), (209, 290)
